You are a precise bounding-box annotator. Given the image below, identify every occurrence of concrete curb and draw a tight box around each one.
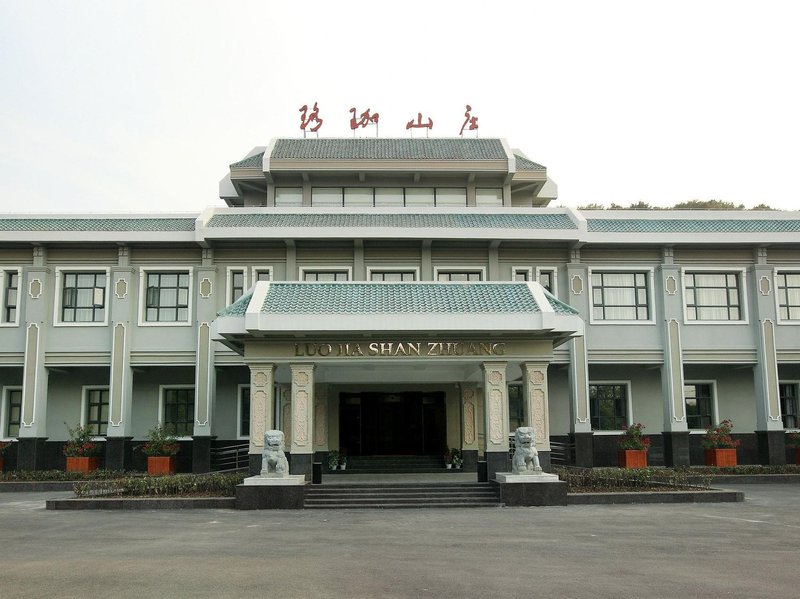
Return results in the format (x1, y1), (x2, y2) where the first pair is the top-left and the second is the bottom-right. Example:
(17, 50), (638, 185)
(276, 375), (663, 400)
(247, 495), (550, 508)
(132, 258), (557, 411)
(706, 474), (800, 484)
(46, 497), (236, 510)
(567, 489), (744, 505)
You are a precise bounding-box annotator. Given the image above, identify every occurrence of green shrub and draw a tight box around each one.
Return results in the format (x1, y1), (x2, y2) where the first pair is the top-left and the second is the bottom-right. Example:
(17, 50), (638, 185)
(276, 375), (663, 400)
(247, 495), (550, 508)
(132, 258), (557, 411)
(553, 467), (711, 493)
(73, 472), (247, 498)
(0, 469), (129, 482)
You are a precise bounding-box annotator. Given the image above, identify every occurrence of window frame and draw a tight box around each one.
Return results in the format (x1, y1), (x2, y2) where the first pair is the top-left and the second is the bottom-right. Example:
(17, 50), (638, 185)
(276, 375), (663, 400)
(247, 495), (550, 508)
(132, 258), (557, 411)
(158, 384), (195, 439)
(53, 267), (110, 327)
(475, 188), (504, 207)
(251, 267), (272, 285)
(80, 385), (110, 438)
(299, 266), (352, 282)
(1, 386), (22, 440)
(226, 266), (248, 305)
(779, 381), (800, 430)
(683, 381), (718, 432)
(588, 267), (655, 325)
(434, 267), (486, 282)
(366, 267), (420, 282)
(681, 267), (749, 325)
(138, 267), (194, 327)
(511, 266), (532, 282)
(0, 267), (22, 327)
(237, 384), (250, 439)
(536, 266), (559, 298)
(775, 269), (800, 325)
(588, 381), (632, 433)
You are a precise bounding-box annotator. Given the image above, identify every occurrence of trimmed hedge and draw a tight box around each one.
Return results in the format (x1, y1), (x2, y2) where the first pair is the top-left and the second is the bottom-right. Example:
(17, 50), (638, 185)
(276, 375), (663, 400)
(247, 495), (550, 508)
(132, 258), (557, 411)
(1, 469), (129, 482)
(554, 467), (712, 493)
(74, 473), (247, 498)
(675, 464), (800, 475)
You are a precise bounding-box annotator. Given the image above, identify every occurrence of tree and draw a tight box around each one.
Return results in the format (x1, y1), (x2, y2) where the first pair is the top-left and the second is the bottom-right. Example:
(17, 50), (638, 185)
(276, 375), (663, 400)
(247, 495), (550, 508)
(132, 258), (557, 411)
(671, 199), (745, 210)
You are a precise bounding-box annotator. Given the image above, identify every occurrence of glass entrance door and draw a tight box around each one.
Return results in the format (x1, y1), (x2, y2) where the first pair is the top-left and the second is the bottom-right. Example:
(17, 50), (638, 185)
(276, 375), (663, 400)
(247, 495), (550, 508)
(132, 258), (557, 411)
(339, 391), (445, 456)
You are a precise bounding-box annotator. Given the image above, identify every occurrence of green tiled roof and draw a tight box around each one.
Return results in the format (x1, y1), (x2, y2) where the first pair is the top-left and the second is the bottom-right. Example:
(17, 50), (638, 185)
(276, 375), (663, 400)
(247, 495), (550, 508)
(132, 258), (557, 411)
(206, 213), (577, 230)
(271, 138), (507, 161)
(0, 218), (196, 232)
(514, 154), (546, 171)
(217, 291), (253, 317)
(587, 218), (800, 233)
(544, 290), (579, 315)
(260, 283), (541, 314)
(230, 153), (264, 168)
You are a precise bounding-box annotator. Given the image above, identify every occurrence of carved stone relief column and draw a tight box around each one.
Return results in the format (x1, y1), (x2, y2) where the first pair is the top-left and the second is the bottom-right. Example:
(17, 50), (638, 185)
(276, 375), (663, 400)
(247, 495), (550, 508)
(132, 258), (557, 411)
(247, 363), (274, 475)
(482, 362), (509, 480)
(522, 362), (551, 444)
(313, 383), (329, 465)
(460, 382), (479, 471)
(290, 364), (315, 480)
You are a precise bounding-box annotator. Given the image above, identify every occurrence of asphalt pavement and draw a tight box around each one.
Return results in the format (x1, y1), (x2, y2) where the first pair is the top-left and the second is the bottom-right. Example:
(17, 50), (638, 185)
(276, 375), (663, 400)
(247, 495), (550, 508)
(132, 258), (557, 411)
(0, 484), (797, 598)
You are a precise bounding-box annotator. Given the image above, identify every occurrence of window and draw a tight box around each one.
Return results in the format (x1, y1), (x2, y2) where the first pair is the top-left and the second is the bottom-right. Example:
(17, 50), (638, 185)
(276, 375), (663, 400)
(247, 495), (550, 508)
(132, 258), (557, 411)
(684, 383), (714, 430)
(145, 271), (190, 323)
(434, 188), (467, 207)
(437, 270), (483, 282)
(275, 188), (302, 207)
(57, 271), (106, 323)
(589, 384), (628, 431)
(229, 268), (246, 303)
(163, 387), (194, 437)
(684, 271), (743, 321)
(311, 188), (343, 207)
(374, 188), (404, 207)
(405, 188), (435, 207)
(253, 268), (271, 283)
(2, 270), (19, 324)
(302, 270), (349, 282)
(777, 272), (800, 321)
(780, 383), (799, 429)
(476, 188), (503, 206)
(591, 271), (649, 321)
(369, 270), (416, 282)
(344, 188), (373, 207)
(537, 268), (556, 295)
(239, 386), (250, 438)
(513, 268), (531, 282)
(4, 389), (21, 437)
(84, 388), (109, 436)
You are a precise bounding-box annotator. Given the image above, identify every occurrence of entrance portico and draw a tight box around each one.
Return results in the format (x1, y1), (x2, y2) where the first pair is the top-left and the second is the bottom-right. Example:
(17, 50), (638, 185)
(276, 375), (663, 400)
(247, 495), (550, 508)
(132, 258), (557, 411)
(214, 281), (582, 481)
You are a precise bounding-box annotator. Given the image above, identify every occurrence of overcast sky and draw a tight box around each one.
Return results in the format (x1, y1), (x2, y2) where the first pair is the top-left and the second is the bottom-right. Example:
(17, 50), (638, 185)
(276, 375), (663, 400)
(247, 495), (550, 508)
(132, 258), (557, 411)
(2, 1), (799, 213)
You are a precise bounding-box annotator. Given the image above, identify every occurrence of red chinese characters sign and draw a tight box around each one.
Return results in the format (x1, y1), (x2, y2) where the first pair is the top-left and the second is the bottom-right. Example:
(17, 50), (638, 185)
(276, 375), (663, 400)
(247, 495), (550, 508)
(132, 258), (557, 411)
(296, 103), (479, 135)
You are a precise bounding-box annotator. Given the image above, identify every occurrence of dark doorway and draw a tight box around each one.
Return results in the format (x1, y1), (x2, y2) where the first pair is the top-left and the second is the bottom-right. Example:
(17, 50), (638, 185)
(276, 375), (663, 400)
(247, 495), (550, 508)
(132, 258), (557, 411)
(339, 392), (446, 456)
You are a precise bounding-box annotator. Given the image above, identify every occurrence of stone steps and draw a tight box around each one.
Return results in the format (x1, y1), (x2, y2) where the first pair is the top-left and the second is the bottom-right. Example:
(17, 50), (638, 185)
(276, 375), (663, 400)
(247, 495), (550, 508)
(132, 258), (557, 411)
(305, 483), (500, 509)
(331, 455), (460, 475)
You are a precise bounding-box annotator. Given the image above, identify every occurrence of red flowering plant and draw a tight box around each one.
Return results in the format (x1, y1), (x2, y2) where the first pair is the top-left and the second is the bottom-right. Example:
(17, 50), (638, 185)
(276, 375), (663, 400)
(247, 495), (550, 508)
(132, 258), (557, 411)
(63, 424), (103, 457)
(702, 419), (741, 449)
(138, 425), (180, 457)
(618, 423), (651, 451)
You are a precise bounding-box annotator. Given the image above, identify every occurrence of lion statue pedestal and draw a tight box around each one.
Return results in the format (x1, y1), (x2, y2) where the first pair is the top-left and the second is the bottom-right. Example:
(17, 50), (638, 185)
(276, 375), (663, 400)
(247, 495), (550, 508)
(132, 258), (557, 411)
(236, 430), (307, 510)
(493, 427), (566, 506)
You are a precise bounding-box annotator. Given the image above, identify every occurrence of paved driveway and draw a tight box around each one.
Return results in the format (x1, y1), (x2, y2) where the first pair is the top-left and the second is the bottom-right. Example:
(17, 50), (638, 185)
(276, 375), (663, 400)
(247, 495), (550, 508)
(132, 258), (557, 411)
(0, 484), (797, 598)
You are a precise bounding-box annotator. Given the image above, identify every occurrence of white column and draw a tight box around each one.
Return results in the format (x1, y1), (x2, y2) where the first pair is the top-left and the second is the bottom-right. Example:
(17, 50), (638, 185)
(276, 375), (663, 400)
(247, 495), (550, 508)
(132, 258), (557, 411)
(290, 364), (315, 479)
(248, 363), (274, 456)
(522, 362), (551, 452)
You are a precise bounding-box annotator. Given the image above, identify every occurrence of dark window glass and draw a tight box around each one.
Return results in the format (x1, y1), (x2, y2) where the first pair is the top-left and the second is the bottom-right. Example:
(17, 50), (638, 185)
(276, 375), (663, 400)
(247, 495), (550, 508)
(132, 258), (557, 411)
(7, 389), (22, 437)
(508, 384), (524, 432)
(437, 271), (482, 282)
(780, 383), (798, 429)
(538, 270), (554, 293)
(513, 270), (530, 282)
(684, 383), (714, 430)
(303, 271), (348, 282)
(61, 272), (106, 323)
(231, 270), (245, 303)
(164, 388), (194, 437)
(241, 387), (250, 437)
(4, 271), (18, 323)
(589, 384), (627, 431)
(86, 389), (109, 436)
(255, 270), (271, 282)
(370, 271), (416, 282)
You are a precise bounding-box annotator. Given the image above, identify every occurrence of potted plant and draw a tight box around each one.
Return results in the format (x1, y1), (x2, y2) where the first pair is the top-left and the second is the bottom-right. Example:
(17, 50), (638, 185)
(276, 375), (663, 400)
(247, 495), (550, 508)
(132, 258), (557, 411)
(450, 448), (462, 469)
(617, 423), (650, 468)
(703, 419), (741, 466)
(139, 425), (180, 475)
(787, 432), (800, 465)
(339, 454), (347, 471)
(0, 441), (10, 471)
(63, 424), (103, 473)
(444, 449), (453, 469)
(327, 450), (340, 471)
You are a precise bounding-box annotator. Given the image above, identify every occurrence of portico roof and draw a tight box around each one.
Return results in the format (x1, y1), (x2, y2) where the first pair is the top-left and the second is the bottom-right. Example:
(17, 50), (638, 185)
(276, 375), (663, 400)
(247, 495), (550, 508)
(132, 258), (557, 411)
(213, 281), (583, 354)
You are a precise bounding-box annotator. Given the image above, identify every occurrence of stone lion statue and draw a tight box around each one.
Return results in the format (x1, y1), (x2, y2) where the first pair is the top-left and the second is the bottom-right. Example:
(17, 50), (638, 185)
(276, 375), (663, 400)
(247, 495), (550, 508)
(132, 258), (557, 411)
(512, 426), (542, 474)
(261, 430), (289, 477)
